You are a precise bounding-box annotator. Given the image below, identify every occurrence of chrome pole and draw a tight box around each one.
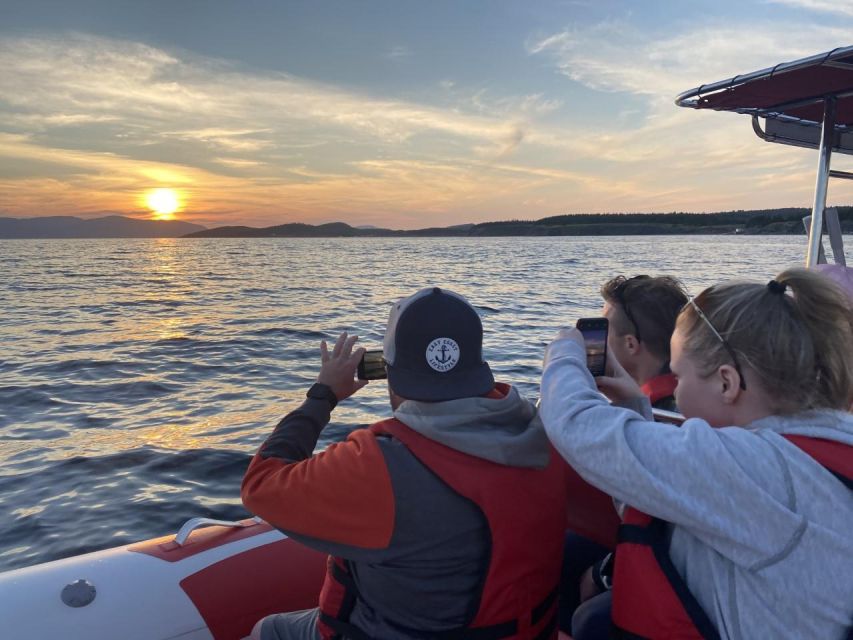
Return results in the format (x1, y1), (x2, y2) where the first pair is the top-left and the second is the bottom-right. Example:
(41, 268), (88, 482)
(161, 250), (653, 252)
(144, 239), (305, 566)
(806, 97), (837, 267)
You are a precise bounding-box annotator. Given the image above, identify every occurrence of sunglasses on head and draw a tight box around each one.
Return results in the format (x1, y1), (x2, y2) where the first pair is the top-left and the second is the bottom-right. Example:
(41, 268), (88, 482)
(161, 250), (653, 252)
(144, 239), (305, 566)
(687, 297), (747, 391)
(612, 275), (651, 343)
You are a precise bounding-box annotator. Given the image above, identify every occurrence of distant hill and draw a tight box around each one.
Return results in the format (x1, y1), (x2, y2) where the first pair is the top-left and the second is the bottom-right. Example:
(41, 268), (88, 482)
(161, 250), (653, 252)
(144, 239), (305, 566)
(184, 207), (853, 238)
(183, 220), (479, 238)
(0, 215), (206, 238)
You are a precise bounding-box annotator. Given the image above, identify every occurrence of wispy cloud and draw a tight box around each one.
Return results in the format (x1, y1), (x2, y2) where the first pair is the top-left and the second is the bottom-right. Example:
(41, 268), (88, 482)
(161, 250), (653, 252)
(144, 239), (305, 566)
(0, 34), (523, 148)
(766, 0), (853, 17)
(529, 20), (851, 98)
(387, 45), (413, 60)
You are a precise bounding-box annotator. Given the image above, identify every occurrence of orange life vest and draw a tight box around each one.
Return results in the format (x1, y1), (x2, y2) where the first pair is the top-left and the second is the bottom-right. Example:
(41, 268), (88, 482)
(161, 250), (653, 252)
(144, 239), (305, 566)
(611, 435), (853, 639)
(317, 417), (568, 640)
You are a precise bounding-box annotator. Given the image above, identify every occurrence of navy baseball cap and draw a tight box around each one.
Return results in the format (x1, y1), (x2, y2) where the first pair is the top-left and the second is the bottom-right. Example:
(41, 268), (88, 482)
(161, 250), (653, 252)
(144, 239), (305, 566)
(383, 287), (495, 402)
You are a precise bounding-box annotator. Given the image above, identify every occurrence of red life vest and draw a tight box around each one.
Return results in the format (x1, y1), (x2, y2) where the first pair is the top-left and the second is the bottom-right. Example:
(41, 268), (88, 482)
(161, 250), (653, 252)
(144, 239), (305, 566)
(563, 464), (621, 549)
(611, 435), (853, 640)
(640, 373), (678, 407)
(317, 417), (568, 640)
(561, 374), (680, 550)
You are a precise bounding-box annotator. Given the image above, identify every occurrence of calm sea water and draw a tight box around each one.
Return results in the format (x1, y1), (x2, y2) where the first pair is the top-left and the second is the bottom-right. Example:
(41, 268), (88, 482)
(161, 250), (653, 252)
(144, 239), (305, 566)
(0, 236), (812, 571)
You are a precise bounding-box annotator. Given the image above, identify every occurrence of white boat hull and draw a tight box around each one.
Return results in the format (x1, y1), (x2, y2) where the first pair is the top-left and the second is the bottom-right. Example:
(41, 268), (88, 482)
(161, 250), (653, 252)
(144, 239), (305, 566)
(0, 519), (327, 640)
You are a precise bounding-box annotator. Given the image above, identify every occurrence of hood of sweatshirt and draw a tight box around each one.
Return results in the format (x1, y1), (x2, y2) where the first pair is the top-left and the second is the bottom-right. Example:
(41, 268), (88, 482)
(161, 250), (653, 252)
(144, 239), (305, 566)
(747, 407), (853, 444)
(392, 382), (550, 469)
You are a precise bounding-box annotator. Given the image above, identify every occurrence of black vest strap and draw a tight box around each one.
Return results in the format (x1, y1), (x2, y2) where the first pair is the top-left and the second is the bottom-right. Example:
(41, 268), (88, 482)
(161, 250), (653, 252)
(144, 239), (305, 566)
(531, 586), (558, 625)
(318, 612), (374, 640)
(610, 627), (649, 639)
(829, 469), (853, 492)
(531, 610), (557, 640)
(330, 561), (359, 627)
(616, 523), (657, 545)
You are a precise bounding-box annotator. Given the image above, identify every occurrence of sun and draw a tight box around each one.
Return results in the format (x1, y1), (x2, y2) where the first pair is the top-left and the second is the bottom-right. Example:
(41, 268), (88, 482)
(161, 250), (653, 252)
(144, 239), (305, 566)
(145, 188), (181, 220)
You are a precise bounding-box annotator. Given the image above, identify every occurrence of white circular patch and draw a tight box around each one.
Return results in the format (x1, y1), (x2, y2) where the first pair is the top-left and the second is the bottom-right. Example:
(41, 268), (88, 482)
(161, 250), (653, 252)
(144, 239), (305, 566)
(425, 338), (460, 372)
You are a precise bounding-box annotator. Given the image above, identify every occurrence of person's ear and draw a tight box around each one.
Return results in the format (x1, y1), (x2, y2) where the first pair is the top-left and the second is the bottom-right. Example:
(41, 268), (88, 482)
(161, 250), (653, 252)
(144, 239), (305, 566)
(718, 365), (743, 404)
(624, 334), (640, 355)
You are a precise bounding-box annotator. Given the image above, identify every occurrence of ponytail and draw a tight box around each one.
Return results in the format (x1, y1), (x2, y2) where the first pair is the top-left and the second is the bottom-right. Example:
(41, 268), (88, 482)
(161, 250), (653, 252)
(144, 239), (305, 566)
(678, 268), (853, 413)
(776, 268), (853, 410)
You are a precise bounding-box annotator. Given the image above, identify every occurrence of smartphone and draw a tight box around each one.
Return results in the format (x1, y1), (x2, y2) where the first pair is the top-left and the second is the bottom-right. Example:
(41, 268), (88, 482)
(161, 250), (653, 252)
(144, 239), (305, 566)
(357, 349), (387, 381)
(575, 318), (609, 377)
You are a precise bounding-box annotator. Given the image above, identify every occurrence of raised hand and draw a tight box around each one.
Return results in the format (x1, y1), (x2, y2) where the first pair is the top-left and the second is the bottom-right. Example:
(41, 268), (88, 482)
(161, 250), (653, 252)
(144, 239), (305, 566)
(595, 349), (645, 404)
(316, 332), (368, 402)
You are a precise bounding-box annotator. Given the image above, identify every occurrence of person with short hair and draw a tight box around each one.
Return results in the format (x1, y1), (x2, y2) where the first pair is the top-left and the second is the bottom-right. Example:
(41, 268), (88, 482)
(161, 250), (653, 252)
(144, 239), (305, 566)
(557, 275), (689, 638)
(242, 287), (570, 640)
(600, 275), (688, 411)
(541, 268), (853, 639)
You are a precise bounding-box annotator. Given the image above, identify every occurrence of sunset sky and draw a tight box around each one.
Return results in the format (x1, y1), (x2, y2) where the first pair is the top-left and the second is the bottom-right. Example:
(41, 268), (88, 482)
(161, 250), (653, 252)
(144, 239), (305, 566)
(1, 0), (852, 230)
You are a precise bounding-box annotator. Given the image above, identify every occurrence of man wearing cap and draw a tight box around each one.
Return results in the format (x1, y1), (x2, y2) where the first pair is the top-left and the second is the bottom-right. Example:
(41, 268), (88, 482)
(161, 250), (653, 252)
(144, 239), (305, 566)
(242, 287), (569, 640)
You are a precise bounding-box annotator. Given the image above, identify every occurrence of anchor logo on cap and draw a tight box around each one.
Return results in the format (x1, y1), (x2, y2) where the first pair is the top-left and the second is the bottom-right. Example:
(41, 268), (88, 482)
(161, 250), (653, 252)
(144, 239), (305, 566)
(426, 338), (460, 372)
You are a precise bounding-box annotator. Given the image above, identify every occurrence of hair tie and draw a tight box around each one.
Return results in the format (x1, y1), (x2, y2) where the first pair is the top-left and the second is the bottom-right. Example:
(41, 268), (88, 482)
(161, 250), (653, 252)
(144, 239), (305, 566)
(767, 280), (788, 294)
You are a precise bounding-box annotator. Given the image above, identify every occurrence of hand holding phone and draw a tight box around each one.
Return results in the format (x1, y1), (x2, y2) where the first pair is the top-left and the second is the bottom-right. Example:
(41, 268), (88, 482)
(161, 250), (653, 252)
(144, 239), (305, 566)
(357, 349), (388, 381)
(575, 318), (609, 377)
(316, 332), (368, 401)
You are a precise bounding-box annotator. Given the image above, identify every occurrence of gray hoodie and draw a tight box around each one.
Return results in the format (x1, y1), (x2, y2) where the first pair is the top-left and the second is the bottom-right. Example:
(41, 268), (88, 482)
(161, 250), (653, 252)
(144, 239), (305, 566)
(393, 384), (552, 469)
(540, 338), (853, 640)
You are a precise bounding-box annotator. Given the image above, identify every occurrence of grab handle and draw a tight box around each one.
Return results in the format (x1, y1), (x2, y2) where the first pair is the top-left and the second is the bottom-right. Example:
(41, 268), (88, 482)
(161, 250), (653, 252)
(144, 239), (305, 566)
(174, 516), (262, 546)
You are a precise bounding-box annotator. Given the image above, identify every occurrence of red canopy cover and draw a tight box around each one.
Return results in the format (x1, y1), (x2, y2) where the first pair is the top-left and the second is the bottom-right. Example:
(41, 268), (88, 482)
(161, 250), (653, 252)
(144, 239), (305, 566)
(677, 47), (853, 127)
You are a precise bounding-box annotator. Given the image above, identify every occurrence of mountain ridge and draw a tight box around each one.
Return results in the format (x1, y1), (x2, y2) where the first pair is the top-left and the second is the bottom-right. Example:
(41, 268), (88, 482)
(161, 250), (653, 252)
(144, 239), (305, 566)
(0, 215), (206, 238)
(183, 207), (853, 238)
(4, 207), (852, 239)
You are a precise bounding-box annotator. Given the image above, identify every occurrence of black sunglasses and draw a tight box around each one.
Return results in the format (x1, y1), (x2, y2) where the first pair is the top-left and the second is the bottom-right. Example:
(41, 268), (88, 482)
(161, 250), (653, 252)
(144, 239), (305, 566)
(612, 275), (650, 343)
(688, 297), (747, 391)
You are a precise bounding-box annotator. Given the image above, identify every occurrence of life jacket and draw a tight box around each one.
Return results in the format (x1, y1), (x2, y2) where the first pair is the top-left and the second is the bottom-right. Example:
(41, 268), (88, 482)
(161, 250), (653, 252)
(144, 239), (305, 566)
(641, 373), (678, 409)
(563, 464), (621, 549)
(317, 417), (568, 640)
(610, 435), (853, 640)
(561, 374), (680, 550)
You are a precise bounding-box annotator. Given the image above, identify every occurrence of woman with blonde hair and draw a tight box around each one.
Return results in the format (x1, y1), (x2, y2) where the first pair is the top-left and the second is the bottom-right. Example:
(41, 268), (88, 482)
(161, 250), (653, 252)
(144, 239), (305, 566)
(541, 268), (853, 640)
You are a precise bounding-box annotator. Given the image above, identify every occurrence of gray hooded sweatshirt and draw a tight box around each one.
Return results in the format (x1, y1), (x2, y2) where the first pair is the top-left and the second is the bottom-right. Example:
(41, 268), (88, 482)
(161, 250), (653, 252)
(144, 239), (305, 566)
(540, 338), (853, 640)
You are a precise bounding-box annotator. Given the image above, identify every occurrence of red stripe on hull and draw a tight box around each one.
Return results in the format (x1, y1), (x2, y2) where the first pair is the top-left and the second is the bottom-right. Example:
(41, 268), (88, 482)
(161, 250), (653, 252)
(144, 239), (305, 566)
(180, 537), (327, 640)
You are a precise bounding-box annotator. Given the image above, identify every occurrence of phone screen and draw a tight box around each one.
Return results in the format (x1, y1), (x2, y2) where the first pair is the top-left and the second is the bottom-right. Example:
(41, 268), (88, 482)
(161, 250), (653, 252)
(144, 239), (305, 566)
(576, 318), (608, 377)
(358, 350), (387, 380)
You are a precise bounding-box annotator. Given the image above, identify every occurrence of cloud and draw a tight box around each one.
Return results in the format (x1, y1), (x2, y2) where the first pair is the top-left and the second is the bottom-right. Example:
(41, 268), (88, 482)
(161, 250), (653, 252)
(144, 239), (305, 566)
(529, 20), (852, 98)
(1, 24), (852, 229)
(0, 33), (530, 156)
(387, 45), (413, 60)
(766, 0), (853, 17)
(525, 18), (853, 209)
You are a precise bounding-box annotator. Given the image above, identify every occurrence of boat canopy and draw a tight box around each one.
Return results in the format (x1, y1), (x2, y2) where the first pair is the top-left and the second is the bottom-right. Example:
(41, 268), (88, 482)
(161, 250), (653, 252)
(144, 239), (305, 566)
(676, 46), (853, 266)
(676, 46), (853, 154)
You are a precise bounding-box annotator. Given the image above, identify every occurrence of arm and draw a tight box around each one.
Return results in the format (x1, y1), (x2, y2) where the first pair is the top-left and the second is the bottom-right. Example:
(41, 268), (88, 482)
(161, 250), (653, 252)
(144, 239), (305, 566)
(540, 332), (804, 567)
(241, 333), (396, 554)
(256, 394), (335, 463)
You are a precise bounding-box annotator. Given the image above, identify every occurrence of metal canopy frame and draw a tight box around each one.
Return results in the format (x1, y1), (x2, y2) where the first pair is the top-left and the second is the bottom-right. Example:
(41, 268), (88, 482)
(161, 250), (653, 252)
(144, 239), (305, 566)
(676, 46), (853, 267)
